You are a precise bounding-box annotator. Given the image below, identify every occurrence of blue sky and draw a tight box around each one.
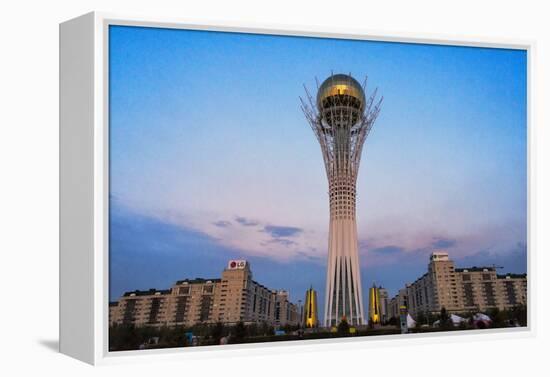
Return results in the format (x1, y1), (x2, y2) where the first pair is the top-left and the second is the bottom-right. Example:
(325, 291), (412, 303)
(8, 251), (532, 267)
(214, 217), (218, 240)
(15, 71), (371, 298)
(109, 25), (527, 308)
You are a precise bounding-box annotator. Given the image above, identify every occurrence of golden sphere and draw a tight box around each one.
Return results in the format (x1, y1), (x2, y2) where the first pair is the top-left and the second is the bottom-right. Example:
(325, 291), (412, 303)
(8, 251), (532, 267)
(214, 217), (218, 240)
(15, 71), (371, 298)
(316, 74), (366, 111)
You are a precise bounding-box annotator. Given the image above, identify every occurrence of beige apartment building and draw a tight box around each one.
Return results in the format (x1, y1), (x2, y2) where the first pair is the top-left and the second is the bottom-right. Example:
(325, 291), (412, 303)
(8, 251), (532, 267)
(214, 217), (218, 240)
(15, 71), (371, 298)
(387, 286), (409, 320)
(407, 252), (463, 316)
(274, 290), (301, 326)
(456, 268), (527, 313)
(110, 260), (300, 328)
(378, 287), (389, 323)
(388, 252), (527, 319)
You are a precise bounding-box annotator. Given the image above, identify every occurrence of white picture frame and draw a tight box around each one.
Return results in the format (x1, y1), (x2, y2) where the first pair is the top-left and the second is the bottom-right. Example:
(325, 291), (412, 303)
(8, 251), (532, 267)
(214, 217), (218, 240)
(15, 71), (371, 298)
(59, 11), (535, 365)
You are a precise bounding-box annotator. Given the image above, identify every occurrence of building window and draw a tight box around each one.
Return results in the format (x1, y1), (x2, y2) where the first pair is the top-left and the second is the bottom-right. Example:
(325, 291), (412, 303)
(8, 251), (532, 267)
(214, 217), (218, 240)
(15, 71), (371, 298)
(175, 296), (188, 322)
(148, 298), (163, 324)
(463, 283), (474, 307)
(199, 295), (213, 322)
(505, 282), (517, 305)
(179, 286), (190, 295)
(122, 299), (137, 324)
(483, 282), (496, 306)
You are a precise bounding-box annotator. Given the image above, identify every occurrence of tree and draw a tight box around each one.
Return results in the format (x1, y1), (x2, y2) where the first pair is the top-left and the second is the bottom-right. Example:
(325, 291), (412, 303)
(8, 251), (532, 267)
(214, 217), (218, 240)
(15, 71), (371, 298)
(490, 308), (507, 328)
(416, 312), (426, 328)
(159, 325), (187, 347)
(260, 321), (274, 336)
(387, 316), (398, 327)
(426, 311), (437, 326)
(191, 322), (210, 337)
(234, 321), (246, 341)
(337, 318), (350, 335)
(211, 322), (225, 344)
(510, 304), (527, 326)
(247, 323), (259, 337)
(109, 324), (141, 351)
(439, 307), (452, 329)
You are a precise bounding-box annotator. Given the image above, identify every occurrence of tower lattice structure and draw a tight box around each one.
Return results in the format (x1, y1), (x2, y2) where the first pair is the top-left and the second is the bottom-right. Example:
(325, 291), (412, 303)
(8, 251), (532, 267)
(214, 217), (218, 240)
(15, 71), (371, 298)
(301, 73), (382, 327)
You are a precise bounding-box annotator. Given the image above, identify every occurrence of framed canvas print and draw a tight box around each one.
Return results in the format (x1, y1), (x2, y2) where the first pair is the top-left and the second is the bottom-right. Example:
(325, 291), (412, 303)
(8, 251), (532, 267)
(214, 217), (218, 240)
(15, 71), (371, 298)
(60, 12), (533, 365)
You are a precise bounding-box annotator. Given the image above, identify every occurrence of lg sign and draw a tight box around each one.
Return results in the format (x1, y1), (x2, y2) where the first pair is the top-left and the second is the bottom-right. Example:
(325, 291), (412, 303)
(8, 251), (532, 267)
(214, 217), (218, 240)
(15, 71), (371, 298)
(228, 260), (247, 270)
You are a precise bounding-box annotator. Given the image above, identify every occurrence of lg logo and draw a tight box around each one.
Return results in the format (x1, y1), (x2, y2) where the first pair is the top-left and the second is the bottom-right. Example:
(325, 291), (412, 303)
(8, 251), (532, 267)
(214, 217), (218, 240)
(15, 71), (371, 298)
(229, 260), (246, 269)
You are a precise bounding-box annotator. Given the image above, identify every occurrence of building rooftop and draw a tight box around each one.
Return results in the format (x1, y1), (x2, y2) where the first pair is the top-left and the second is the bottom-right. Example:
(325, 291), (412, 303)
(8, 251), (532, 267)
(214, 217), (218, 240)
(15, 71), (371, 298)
(455, 266), (496, 272)
(250, 279), (274, 292)
(497, 273), (527, 279)
(175, 278), (221, 285)
(122, 289), (171, 297)
(430, 251), (450, 261)
(412, 272), (429, 284)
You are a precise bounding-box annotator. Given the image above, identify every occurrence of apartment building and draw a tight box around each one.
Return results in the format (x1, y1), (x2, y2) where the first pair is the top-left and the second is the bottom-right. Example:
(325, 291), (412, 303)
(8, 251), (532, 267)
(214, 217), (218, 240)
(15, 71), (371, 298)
(109, 260), (300, 328)
(378, 287), (389, 323)
(388, 286), (409, 319)
(388, 252), (527, 319)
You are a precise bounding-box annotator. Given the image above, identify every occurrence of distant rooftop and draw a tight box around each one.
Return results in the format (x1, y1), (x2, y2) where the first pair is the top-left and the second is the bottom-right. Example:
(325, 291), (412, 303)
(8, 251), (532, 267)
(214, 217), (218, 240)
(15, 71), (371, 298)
(175, 278), (221, 285)
(122, 289), (171, 297)
(455, 266), (496, 273)
(497, 273), (527, 279)
(430, 251), (450, 261)
(412, 272), (429, 284)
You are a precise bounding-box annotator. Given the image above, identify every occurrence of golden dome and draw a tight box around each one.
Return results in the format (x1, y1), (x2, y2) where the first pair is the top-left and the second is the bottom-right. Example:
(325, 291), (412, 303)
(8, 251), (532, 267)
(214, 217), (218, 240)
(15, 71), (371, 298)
(316, 74), (366, 111)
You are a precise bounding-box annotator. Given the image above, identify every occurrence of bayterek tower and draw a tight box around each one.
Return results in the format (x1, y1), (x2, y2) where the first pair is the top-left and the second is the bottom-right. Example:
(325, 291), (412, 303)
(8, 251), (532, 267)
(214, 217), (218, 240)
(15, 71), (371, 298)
(301, 74), (382, 327)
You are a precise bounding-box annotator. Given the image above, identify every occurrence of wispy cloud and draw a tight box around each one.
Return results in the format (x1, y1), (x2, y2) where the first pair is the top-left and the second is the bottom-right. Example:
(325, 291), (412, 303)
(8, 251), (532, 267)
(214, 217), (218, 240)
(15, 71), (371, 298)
(116, 194), (526, 282)
(109, 200), (327, 302)
(110, 199), (527, 301)
(262, 238), (297, 247)
(235, 216), (260, 227)
(252, 224), (307, 251)
(371, 245), (405, 254)
(141, 208), (324, 262)
(212, 220), (231, 228)
(263, 225), (303, 238)
(431, 236), (457, 249)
